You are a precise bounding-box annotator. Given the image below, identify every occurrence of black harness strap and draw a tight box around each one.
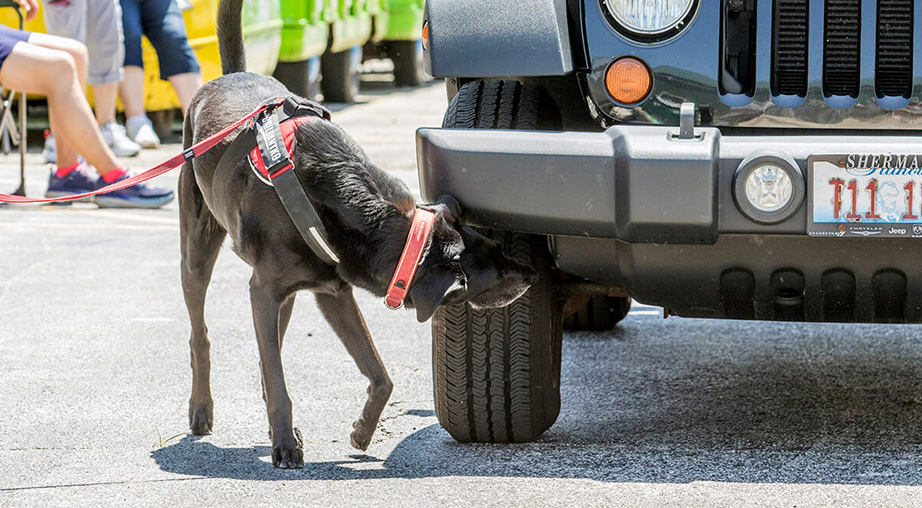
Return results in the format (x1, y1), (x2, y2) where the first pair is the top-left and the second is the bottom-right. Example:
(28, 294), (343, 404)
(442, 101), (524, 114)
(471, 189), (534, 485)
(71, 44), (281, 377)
(215, 97), (340, 265)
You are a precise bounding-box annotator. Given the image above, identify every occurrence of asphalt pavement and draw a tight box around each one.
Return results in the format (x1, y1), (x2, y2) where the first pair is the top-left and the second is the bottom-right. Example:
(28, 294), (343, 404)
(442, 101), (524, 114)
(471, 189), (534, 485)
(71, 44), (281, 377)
(2, 79), (922, 508)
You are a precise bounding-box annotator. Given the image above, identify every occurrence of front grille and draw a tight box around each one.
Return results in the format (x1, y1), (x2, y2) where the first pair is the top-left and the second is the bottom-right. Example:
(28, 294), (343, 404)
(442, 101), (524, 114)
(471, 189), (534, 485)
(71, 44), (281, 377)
(764, 0), (915, 102)
(823, 0), (861, 97)
(877, 0), (913, 98)
(771, 0), (808, 96)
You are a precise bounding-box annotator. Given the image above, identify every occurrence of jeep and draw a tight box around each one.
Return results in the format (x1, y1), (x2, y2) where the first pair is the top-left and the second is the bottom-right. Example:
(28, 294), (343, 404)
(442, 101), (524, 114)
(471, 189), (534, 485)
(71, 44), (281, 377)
(416, 0), (918, 443)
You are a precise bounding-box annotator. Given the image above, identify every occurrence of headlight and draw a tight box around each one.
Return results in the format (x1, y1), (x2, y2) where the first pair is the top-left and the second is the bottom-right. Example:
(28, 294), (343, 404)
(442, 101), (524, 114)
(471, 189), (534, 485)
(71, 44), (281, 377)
(603, 0), (698, 41)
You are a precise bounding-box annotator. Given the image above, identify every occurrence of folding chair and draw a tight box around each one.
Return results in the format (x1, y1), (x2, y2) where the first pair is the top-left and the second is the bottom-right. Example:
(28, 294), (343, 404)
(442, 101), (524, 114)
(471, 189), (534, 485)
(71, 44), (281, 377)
(0, 0), (26, 196)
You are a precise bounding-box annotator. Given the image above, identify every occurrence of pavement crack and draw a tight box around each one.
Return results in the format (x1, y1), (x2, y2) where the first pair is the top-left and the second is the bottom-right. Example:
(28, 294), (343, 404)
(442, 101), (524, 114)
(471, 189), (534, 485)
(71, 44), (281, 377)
(1, 477), (209, 492)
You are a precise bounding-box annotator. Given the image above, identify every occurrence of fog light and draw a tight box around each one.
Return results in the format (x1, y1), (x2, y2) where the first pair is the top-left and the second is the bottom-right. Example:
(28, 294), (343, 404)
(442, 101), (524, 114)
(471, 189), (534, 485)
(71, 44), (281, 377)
(744, 165), (792, 212)
(733, 153), (805, 224)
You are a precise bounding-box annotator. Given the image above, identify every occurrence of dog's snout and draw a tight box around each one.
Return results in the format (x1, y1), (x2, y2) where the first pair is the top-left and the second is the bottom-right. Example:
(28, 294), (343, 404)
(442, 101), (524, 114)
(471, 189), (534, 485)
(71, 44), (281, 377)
(522, 266), (538, 285)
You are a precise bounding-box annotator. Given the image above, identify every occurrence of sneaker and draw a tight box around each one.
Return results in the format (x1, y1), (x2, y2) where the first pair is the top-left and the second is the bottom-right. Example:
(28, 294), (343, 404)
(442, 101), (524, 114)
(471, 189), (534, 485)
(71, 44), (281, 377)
(100, 122), (141, 157)
(45, 161), (98, 202)
(43, 132), (56, 164)
(94, 170), (174, 209)
(125, 116), (161, 149)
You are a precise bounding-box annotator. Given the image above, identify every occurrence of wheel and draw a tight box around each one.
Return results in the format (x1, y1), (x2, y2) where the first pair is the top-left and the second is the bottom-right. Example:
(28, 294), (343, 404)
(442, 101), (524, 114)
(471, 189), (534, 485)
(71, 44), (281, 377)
(387, 40), (425, 87)
(432, 80), (563, 443)
(273, 57), (321, 100)
(563, 295), (632, 331)
(320, 46), (362, 103)
(148, 109), (176, 141)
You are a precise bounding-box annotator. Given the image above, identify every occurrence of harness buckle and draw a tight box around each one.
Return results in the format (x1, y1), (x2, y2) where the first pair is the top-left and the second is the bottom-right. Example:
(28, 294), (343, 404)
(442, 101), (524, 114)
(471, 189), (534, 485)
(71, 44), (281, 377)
(283, 97), (330, 121)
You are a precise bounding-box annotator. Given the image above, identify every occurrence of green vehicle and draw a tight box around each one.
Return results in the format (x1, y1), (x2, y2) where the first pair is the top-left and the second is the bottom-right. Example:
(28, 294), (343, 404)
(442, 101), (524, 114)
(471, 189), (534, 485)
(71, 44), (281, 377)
(272, 0), (425, 104)
(317, 0), (377, 102)
(377, 0), (426, 87)
(272, 0), (327, 100)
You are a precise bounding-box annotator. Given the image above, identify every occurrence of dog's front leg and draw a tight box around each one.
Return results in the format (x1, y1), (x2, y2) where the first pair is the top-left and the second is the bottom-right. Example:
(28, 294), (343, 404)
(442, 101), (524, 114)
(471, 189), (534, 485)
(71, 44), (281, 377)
(315, 287), (393, 451)
(250, 273), (304, 469)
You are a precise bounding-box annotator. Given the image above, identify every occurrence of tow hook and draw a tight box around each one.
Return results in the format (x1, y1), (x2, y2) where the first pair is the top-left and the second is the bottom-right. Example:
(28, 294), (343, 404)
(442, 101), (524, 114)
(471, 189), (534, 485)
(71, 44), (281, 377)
(674, 102), (698, 140)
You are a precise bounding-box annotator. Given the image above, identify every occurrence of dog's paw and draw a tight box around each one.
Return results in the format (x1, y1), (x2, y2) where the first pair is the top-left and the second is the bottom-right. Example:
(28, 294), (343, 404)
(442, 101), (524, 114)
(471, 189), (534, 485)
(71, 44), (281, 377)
(350, 419), (374, 451)
(189, 402), (214, 435)
(271, 427), (304, 469)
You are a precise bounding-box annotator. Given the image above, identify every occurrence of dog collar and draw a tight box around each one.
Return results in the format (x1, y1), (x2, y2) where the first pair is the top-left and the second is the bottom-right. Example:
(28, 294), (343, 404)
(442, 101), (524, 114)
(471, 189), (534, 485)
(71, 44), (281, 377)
(385, 208), (436, 310)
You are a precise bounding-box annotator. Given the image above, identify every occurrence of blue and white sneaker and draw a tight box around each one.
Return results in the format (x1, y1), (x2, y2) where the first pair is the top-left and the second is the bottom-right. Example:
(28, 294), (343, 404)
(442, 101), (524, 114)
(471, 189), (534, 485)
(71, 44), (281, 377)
(45, 161), (98, 202)
(93, 170), (175, 209)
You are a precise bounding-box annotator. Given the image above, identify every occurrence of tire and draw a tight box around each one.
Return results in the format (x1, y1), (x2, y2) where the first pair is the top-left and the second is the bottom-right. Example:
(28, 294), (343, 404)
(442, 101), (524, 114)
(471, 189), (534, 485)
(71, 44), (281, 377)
(432, 80), (563, 443)
(388, 40), (425, 87)
(320, 46), (362, 103)
(563, 295), (632, 331)
(148, 109), (176, 140)
(273, 57), (321, 101)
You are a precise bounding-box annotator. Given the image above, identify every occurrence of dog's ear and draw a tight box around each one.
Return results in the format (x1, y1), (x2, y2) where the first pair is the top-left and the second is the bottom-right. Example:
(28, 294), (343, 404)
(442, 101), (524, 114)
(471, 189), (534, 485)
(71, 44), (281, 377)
(435, 194), (463, 223)
(408, 264), (466, 322)
(421, 195), (463, 225)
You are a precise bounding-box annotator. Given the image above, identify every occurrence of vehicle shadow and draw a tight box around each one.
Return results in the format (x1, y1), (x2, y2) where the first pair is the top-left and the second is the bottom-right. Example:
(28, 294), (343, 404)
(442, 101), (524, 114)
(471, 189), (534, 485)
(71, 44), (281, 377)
(152, 317), (922, 485)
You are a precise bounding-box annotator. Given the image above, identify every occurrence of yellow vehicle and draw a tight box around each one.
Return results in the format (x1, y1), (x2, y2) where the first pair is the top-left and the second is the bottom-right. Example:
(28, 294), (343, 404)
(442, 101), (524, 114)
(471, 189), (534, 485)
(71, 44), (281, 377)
(0, 0), (424, 124)
(0, 0), (282, 116)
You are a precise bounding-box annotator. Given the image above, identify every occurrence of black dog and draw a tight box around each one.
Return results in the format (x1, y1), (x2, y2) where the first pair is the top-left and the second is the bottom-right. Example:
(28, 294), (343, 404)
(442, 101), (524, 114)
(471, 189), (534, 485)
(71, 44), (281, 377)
(178, 0), (535, 468)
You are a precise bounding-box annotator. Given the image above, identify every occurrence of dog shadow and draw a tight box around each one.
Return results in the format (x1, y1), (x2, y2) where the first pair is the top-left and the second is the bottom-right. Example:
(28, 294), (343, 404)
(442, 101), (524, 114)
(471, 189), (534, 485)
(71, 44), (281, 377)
(152, 317), (922, 485)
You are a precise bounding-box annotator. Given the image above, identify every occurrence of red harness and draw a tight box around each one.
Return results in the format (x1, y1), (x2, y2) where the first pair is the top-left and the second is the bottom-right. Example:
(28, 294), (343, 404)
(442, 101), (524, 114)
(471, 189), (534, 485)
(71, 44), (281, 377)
(385, 208), (436, 309)
(248, 115), (312, 183)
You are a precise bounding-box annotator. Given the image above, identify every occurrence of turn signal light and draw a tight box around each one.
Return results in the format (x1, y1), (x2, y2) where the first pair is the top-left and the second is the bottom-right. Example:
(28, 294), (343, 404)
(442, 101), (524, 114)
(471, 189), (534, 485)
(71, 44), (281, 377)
(422, 21), (429, 50)
(605, 57), (653, 106)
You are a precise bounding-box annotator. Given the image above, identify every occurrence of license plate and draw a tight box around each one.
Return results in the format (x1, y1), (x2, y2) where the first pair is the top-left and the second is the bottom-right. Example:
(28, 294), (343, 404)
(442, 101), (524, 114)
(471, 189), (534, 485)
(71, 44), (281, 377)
(808, 154), (922, 238)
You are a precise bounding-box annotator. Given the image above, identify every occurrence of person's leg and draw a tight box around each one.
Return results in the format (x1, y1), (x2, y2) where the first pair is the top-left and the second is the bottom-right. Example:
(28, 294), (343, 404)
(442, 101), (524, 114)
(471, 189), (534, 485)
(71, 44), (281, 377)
(119, 0), (146, 119)
(40, 0), (89, 164)
(168, 72), (202, 114)
(119, 0), (159, 149)
(26, 32), (88, 88)
(145, 0), (201, 114)
(84, 0), (122, 126)
(122, 64), (160, 148)
(85, 0), (141, 157)
(0, 42), (120, 175)
(0, 31), (172, 206)
(91, 81), (119, 126)
(24, 33), (90, 168)
(121, 65), (146, 119)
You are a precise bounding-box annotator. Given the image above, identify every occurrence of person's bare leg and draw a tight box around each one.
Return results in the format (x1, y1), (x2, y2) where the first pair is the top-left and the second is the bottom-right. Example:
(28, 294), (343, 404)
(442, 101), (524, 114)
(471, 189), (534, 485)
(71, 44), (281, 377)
(26, 32), (88, 88)
(25, 32), (90, 167)
(92, 81), (119, 126)
(167, 72), (202, 115)
(0, 43), (119, 175)
(49, 108), (80, 168)
(120, 65), (146, 119)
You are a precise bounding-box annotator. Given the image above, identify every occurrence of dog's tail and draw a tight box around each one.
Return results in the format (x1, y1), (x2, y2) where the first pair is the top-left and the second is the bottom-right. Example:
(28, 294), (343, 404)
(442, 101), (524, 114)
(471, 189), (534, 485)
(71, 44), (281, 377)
(216, 0), (246, 75)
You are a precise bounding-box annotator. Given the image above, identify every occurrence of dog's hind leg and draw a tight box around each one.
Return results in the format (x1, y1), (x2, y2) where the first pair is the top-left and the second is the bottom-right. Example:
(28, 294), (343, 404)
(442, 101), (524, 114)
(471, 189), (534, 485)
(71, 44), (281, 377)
(251, 273), (304, 468)
(315, 287), (394, 451)
(179, 166), (227, 436)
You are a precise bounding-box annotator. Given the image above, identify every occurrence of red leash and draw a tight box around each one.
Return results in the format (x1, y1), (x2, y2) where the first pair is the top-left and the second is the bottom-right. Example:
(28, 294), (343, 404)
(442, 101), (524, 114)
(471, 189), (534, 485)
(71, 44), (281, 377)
(385, 208), (436, 309)
(0, 97), (286, 204)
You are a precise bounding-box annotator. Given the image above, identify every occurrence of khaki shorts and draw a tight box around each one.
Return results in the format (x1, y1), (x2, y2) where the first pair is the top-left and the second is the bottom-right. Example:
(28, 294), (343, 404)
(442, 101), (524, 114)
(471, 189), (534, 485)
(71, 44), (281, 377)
(43, 0), (124, 86)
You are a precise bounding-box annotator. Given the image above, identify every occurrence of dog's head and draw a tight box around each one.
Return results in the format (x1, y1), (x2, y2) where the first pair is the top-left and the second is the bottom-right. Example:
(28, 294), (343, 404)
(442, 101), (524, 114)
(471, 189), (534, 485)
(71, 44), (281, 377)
(405, 196), (538, 322)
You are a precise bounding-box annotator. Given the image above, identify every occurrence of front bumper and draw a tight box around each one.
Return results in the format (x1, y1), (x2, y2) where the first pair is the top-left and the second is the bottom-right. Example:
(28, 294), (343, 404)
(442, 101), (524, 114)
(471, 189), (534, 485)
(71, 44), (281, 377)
(416, 126), (922, 323)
